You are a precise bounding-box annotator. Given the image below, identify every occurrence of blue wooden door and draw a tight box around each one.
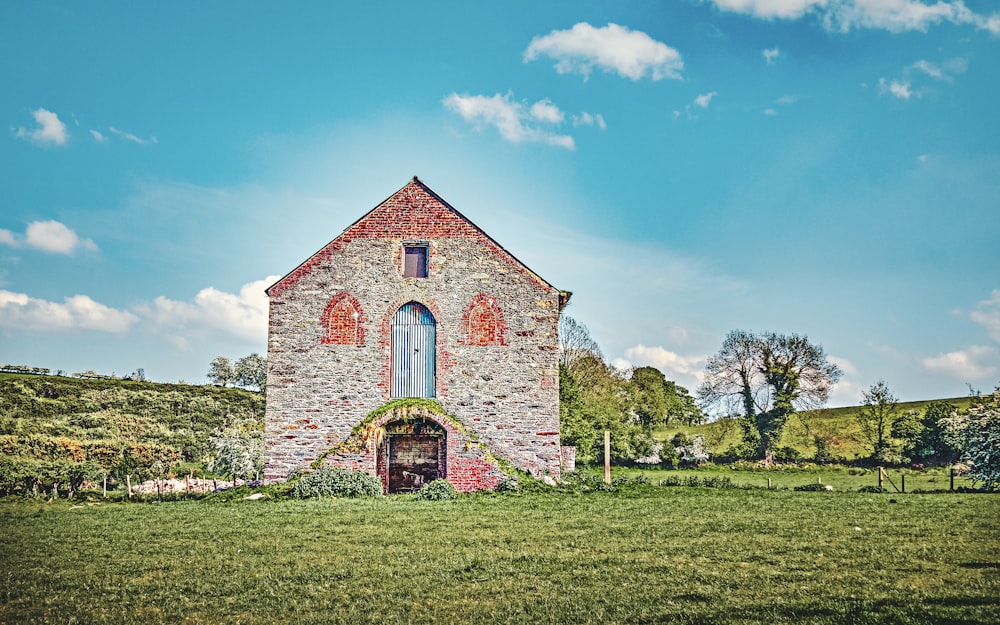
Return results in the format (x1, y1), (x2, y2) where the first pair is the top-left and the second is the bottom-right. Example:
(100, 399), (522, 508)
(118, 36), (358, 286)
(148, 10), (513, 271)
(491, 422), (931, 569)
(391, 302), (436, 398)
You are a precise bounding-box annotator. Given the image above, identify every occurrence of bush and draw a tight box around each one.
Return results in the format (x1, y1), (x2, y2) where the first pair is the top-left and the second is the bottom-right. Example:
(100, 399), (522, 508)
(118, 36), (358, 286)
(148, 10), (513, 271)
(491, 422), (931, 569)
(793, 483), (831, 491)
(858, 485), (887, 493)
(773, 446), (802, 463)
(289, 466), (383, 498)
(416, 479), (458, 500)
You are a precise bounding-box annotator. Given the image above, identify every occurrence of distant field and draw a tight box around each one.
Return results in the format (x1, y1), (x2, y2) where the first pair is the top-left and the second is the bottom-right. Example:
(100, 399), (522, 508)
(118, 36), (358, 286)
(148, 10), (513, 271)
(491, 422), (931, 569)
(659, 396), (975, 461)
(2, 488), (998, 624)
(601, 464), (976, 492)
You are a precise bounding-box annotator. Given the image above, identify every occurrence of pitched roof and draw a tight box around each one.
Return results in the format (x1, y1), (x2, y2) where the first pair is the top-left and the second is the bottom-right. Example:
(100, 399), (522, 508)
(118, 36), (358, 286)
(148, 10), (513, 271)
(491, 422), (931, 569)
(267, 177), (567, 303)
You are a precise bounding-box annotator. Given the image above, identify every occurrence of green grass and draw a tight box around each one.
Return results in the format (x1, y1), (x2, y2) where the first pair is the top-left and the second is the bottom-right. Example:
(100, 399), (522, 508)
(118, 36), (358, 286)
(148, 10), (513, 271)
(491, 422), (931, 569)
(2, 488), (998, 624)
(601, 465), (976, 492)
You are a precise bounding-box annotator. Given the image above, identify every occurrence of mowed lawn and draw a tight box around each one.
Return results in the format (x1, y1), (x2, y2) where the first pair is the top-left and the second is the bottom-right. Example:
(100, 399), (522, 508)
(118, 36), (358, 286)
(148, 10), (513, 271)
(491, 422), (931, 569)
(1, 489), (998, 624)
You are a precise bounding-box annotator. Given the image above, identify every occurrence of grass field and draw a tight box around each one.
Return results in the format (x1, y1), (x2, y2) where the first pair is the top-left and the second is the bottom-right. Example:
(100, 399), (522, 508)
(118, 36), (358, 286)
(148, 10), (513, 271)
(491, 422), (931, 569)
(2, 487), (998, 624)
(602, 465), (977, 493)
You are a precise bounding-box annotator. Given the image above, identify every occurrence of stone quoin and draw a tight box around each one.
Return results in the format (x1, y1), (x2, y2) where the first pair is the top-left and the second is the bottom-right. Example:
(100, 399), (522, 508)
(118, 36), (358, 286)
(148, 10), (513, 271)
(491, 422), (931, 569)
(263, 177), (570, 492)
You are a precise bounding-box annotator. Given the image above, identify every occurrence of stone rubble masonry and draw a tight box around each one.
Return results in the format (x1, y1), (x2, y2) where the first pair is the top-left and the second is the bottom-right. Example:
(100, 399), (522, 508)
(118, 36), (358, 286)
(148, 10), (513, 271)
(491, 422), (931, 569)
(264, 177), (563, 491)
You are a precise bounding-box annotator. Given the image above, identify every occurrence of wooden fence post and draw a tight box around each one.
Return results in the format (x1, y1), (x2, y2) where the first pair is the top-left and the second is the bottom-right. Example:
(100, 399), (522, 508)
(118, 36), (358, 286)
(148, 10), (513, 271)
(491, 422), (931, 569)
(604, 431), (611, 484)
(901, 474), (905, 493)
(878, 466), (884, 490)
(950, 467), (955, 491)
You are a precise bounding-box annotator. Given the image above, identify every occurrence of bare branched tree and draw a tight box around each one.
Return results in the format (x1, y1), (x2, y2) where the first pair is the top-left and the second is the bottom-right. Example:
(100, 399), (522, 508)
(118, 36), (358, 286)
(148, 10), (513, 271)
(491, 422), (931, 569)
(698, 329), (841, 461)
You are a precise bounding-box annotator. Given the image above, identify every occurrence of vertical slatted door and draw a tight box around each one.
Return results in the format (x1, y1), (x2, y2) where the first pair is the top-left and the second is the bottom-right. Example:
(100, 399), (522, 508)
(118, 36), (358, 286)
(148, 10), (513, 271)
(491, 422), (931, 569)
(391, 302), (436, 398)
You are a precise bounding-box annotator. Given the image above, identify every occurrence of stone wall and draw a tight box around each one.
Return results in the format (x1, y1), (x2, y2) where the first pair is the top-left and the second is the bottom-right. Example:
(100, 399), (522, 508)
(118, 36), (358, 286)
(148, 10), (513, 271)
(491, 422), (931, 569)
(264, 179), (562, 489)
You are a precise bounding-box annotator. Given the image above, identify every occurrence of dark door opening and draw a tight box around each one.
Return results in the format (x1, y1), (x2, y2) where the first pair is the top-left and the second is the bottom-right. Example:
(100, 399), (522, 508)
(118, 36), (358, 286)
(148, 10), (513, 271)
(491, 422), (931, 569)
(381, 417), (447, 494)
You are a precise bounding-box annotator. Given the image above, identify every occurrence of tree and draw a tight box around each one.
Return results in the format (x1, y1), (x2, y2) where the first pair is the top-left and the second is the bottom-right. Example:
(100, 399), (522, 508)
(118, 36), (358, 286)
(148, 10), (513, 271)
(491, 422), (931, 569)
(207, 356), (235, 387)
(206, 420), (264, 484)
(628, 366), (704, 428)
(235, 353), (267, 392)
(855, 380), (903, 463)
(698, 330), (841, 462)
(559, 315), (602, 370)
(953, 384), (1000, 491)
(895, 400), (961, 464)
(558, 354), (653, 463)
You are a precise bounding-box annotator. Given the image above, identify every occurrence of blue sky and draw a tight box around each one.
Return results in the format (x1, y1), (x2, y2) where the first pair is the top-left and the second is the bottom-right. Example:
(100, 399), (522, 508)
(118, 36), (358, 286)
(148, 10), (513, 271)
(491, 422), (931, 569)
(2, 0), (998, 407)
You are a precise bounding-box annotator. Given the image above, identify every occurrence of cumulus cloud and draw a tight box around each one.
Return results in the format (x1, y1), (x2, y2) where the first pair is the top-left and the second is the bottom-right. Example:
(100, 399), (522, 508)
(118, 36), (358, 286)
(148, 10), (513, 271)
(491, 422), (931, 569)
(529, 99), (565, 124)
(705, 0), (1000, 33)
(137, 276), (279, 343)
(12, 108), (69, 145)
(0, 220), (98, 254)
(763, 47), (781, 64)
(443, 92), (577, 149)
(524, 22), (683, 81)
(0, 290), (137, 333)
(922, 345), (998, 379)
(614, 344), (707, 391)
(970, 290), (1000, 342)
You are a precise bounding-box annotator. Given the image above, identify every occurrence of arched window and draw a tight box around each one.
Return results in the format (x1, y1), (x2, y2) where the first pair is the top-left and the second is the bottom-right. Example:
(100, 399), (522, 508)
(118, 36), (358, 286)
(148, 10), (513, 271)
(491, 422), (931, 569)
(462, 294), (506, 346)
(391, 302), (436, 398)
(321, 292), (365, 345)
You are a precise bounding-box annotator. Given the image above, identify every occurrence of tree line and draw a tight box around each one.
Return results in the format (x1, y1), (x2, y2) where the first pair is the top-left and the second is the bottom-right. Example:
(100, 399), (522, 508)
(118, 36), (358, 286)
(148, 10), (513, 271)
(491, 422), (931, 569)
(558, 316), (704, 464)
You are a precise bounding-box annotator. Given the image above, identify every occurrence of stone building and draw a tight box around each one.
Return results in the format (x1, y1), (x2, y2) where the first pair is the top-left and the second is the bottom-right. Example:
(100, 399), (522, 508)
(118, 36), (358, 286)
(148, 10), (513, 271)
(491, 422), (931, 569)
(263, 177), (569, 492)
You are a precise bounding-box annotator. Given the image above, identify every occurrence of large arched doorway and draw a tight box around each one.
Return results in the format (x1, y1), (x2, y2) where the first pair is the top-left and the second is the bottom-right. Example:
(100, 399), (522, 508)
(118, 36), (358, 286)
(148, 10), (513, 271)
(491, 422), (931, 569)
(376, 418), (447, 493)
(390, 302), (436, 398)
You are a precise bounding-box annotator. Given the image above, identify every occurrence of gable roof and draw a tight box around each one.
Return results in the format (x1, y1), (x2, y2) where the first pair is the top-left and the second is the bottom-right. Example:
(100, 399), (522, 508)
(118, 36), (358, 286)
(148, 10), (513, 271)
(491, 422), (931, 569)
(267, 177), (568, 305)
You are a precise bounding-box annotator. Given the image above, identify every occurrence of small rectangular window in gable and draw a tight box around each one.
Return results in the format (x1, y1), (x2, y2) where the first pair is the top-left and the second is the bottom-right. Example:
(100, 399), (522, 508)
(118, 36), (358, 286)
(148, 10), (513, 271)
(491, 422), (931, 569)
(403, 245), (428, 278)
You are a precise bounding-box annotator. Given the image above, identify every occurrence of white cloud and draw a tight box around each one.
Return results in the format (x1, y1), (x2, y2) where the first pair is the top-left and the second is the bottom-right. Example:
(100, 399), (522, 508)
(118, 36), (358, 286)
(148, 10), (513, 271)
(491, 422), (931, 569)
(763, 47), (781, 64)
(0, 220), (98, 254)
(443, 92), (576, 149)
(108, 126), (156, 145)
(922, 345), (998, 379)
(970, 290), (1000, 342)
(572, 112), (607, 129)
(529, 99), (564, 124)
(708, 0), (830, 20)
(0, 290), (137, 333)
(622, 344), (706, 376)
(524, 22), (683, 81)
(879, 77), (916, 99)
(675, 92), (720, 120)
(827, 355), (865, 406)
(26, 220), (98, 254)
(137, 276), (280, 344)
(706, 0), (1000, 33)
(90, 129), (107, 143)
(763, 108), (779, 116)
(694, 92), (718, 109)
(12, 108), (69, 146)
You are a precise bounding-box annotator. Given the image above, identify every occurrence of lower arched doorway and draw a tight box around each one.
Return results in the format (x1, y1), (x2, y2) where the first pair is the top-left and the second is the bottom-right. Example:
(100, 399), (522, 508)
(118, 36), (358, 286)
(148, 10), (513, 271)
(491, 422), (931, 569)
(377, 417), (447, 493)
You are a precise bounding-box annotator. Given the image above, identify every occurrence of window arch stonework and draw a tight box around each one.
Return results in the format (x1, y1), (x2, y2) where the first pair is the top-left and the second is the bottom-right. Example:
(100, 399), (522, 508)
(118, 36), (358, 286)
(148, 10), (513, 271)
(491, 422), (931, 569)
(320, 292), (366, 345)
(461, 294), (506, 346)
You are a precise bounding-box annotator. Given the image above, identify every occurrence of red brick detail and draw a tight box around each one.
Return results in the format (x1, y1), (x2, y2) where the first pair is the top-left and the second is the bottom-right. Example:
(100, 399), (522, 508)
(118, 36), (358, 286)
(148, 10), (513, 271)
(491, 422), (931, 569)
(267, 179), (557, 297)
(459, 293), (507, 346)
(320, 292), (367, 345)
